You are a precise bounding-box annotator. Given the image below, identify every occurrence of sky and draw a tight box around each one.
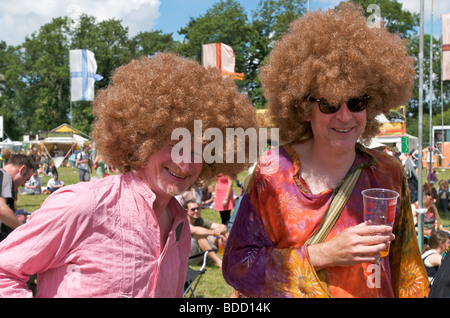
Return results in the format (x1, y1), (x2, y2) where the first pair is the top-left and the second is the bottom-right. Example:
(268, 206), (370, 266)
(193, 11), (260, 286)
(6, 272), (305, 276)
(0, 0), (449, 46)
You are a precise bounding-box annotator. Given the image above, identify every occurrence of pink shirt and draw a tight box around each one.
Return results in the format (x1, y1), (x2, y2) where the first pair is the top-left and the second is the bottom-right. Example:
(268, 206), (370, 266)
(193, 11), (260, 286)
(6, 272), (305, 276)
(214, 175), (234, 211)
(0, 172), (191, 298)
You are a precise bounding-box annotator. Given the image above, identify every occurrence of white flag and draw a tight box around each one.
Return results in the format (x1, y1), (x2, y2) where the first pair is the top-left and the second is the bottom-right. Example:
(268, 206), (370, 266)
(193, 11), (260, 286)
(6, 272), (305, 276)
(202, 43), (244, 80)
(442, 13), (450, 81)
(69, 49), (103, 101)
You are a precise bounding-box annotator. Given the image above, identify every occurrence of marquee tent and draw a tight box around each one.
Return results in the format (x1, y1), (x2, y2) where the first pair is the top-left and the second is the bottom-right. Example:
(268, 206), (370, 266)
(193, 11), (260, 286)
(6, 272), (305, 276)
(41, 124), (90, 168)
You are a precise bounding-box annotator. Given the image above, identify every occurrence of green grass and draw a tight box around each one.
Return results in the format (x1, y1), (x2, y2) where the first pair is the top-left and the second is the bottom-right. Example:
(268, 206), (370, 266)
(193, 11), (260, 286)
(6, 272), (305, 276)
(17, 166), (82, 212)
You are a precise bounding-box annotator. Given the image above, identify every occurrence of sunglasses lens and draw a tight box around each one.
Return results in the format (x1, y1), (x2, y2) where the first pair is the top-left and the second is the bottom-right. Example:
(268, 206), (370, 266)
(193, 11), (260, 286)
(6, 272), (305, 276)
(347, 95), (369, 112)
(318, 100), (339, 114)
(309, 95), (369, 114)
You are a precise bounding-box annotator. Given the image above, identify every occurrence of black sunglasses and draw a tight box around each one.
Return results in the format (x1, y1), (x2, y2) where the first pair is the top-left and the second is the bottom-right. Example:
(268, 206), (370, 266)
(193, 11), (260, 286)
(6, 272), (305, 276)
(308, 95), (370, 114)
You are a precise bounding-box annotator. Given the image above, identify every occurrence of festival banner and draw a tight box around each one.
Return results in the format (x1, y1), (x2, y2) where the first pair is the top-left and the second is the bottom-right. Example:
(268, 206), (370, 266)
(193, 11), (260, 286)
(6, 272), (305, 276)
(69, 49), (103, 101)
(202, 43), (244, 80)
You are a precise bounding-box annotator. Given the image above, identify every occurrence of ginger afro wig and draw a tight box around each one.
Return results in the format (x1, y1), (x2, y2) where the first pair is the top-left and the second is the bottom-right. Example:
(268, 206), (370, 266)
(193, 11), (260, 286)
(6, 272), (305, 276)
(92, 53), (256, 181)
(259, 2), (415, 144)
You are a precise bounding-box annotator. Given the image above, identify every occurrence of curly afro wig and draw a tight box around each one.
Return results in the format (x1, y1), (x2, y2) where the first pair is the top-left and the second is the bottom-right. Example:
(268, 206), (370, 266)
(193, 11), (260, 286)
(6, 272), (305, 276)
(92, 53), (256, 181)
(259, 2), (415, 144)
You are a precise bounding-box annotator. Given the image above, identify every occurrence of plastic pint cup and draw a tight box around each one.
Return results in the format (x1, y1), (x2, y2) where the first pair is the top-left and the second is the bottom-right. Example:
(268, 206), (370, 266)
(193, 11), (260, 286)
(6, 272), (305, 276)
(362, 188), (399, 257)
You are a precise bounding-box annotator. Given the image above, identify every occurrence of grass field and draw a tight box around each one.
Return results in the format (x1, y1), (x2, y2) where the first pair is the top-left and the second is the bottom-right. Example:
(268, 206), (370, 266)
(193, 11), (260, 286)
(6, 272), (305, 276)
(15, 165), (450, 298)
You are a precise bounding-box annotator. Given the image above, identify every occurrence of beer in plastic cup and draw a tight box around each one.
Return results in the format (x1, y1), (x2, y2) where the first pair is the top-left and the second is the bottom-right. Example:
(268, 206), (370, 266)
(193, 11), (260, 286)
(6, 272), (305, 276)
(362, 188), (399, 257)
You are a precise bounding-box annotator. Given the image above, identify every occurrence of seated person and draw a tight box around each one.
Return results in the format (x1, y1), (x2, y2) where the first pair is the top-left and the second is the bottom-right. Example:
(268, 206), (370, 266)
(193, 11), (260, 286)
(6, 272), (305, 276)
(45, 162), (58, 177)
(185, 200), (228, 269)
(21, 171), (42, 195)
(412, 183), (449, 237)
(422, 230), (450, 286)
(46, 173), (64, 194)
(200, 180), (214, 209)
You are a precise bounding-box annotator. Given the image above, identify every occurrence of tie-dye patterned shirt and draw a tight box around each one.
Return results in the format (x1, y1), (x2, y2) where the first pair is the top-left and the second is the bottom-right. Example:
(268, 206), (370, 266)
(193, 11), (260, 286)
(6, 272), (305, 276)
(223, 144), (429, 298)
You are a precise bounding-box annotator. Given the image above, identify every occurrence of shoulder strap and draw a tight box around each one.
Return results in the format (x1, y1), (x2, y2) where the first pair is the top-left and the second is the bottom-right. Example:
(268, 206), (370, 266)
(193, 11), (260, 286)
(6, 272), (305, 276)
(422, 249), (437, 260)
(306, 167), (362, 245)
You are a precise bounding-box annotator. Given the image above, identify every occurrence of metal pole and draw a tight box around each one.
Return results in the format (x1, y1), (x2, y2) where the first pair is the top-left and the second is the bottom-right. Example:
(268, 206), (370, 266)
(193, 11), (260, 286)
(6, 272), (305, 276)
(429, 0), (434, 173)
(418, 0), (425, 210)
(441, 26), (445, 164)
(416, 208), (427, 252)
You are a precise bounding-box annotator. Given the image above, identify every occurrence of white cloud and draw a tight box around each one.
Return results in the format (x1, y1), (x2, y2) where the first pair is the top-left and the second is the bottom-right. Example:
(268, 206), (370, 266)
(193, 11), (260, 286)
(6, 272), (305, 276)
(397, 0), (450, 36)
(310, 1), (450, 36)
(0, 0), (161, 46)
(398, 0), (450, 16)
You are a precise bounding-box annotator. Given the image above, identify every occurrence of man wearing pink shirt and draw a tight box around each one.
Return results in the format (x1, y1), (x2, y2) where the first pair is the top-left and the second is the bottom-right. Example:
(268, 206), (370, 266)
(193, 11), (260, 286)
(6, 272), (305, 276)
(0, 53), (256, 297)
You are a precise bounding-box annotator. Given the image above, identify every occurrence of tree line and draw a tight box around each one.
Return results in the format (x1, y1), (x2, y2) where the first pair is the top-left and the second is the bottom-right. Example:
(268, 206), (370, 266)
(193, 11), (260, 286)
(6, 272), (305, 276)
(0, 0), (448, 143)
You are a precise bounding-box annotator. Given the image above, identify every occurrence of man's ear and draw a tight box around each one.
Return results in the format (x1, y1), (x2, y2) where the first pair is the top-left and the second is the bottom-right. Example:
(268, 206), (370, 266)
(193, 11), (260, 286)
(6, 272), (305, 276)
(18, 165), (27, 177)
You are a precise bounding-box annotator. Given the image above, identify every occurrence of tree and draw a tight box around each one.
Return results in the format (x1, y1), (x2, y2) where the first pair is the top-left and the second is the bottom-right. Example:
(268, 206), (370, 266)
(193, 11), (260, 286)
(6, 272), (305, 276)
(69, 15), (137, 133)
(134, 30), (177, 57)
(0, 14), (178, 138)
(350, 0), (419, 38)
(246, 0), (306, 108)
(17, 17), (72, 134)
(175, 0), (251, 77)
(406, 34), (448, 121)
(0, 41), (24, 140)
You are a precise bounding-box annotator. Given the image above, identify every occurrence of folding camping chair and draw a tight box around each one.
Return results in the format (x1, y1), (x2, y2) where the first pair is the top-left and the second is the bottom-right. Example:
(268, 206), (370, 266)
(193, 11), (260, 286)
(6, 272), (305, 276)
(183, 248), (216, 298)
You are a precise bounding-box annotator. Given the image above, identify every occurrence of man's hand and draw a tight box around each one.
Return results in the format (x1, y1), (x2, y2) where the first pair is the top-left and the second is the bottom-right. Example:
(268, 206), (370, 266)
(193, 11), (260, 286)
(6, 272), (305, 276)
(0, 198), (23, 229)
(308, 221), (394, 270)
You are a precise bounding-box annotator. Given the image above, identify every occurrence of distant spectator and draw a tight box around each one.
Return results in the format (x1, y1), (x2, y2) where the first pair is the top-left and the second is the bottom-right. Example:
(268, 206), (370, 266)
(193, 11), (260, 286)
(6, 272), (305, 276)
(186, 200), (227, 269)
(428, 170), (438, 186)
(76, 145), (91, 182)
(422, 230), (450, 286)
(413, 183), (449, 237)
(200, 180), (214, 209)
(214, 174), (234, 225)
(94, 155), (106, 179)
(21, 171), (42, 195)
(45, 173), (64, 194)
(0, 154), (35, 240)
(68, 153), (76, 168)
(437, 180), (450, 213)
(404, 153), (419, 204)
(45, 162), (58, 177)
(1, 149), (11, 168)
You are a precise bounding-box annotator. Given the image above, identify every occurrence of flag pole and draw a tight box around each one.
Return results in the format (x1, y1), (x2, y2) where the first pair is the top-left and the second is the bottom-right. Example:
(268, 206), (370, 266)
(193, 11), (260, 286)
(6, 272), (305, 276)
(417, 0), (425, 251)
(442, 38), (445, 160)
(429, 0), (434, 172)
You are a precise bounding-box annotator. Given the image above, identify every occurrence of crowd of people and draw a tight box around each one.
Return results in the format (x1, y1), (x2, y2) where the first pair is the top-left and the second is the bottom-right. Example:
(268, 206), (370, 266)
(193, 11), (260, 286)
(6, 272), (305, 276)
(380, 144), (450, 291)
(0, 143), (114, 233)
(0, 3), (449, 299)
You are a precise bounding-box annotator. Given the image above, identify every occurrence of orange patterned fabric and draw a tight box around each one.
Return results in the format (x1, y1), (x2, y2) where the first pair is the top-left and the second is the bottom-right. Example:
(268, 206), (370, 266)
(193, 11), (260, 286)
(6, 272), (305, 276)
(223, 144), (429, 298)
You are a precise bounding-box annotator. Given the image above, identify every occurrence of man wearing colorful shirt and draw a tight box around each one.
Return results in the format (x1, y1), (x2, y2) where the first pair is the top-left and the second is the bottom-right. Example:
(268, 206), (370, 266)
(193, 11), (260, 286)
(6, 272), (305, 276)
(223, 145), (428, 297)
(222, 4), (429, 298)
